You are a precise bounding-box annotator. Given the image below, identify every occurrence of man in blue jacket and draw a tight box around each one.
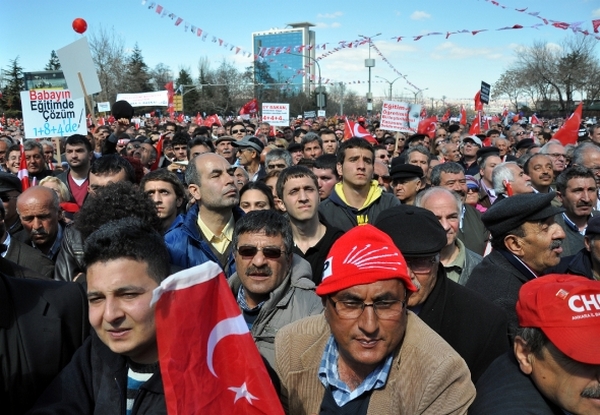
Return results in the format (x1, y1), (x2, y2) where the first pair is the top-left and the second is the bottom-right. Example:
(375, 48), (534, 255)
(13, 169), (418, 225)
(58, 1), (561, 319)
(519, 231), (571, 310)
(165, 152), (244, 277)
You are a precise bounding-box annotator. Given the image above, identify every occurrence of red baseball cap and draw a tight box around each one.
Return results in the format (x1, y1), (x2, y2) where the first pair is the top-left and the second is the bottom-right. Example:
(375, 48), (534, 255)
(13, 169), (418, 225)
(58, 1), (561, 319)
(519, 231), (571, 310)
(316, 225), (417, 296)
(516, 274), (600, 365)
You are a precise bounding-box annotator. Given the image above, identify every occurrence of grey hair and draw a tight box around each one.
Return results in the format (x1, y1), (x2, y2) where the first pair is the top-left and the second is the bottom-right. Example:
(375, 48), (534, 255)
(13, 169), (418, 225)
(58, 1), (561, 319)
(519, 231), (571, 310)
(265, 149), (292, 168)
(492, 162), (518, 194)
(571, 142), (600, 167)
(415, 186), (463, 213)
(430, 162), (464, 186)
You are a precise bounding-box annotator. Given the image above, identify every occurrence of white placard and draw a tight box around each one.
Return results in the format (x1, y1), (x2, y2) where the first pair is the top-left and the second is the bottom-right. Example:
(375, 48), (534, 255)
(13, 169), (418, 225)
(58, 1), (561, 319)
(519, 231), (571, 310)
(21, 89), (87, 138)
(97, 101), (111, 112)
(317, 110), (326, 117)
(116, 90), (168, 107)
(380, 101), (421, 133)
(261, 103), (289, 126)
(56, 37), (102, 100)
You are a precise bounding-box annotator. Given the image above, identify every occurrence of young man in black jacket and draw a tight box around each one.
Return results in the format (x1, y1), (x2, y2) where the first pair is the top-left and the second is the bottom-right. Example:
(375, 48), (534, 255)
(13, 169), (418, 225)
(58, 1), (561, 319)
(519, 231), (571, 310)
(29, 218), (170, 414)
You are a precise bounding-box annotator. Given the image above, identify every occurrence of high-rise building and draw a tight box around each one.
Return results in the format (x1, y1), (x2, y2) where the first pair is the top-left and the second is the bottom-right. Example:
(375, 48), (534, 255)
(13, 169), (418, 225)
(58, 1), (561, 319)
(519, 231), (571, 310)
(251, 22), (316, 94)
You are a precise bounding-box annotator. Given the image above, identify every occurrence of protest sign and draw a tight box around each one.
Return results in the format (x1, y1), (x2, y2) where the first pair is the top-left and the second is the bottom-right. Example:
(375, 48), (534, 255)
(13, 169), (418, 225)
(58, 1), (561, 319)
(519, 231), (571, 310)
(20, 89), (86, 138)
(380, 101), (421, 133)
(262, 103), (289, 126)
(56, 37), (101, 100)
(97, 101), (111, 112)
(116, 91), (169, 107)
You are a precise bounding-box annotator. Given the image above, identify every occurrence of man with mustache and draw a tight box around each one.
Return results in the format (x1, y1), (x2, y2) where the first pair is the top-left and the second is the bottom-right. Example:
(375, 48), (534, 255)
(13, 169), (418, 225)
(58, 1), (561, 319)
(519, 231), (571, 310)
(470, 275), (600, 415)
(430, 162), (489, 256)
(466, 193), (566, 328)
(554, 166), (598, 257)
(165, 153), (244, 277)
(16, 186), (65, 263)
(523, 154), (554, 195)
(228, 209), (322, 368)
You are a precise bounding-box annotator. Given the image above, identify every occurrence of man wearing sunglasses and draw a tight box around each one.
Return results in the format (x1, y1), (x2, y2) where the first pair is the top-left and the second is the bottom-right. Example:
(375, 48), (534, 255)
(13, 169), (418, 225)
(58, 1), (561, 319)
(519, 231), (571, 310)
(274, 224), (475, 413)
(230, 121), (247, 141)
(228, 210), (322, 368)
(374, 205), (508, 384)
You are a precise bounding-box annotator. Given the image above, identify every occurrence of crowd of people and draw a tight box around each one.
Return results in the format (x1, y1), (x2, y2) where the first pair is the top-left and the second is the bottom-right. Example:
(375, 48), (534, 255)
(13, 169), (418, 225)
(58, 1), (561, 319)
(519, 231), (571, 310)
(1, 104), (599, 414)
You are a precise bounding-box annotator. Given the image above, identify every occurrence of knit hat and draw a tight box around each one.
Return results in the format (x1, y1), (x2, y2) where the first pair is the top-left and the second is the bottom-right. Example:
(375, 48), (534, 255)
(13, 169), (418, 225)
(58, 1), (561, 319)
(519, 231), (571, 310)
(516, 274), (600, 365)
(316, 225), (416, 296)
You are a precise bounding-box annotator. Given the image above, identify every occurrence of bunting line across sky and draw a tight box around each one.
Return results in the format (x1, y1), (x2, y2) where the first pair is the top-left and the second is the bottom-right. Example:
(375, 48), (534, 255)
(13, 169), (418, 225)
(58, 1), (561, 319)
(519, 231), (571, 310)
(3, 0), (600, 100)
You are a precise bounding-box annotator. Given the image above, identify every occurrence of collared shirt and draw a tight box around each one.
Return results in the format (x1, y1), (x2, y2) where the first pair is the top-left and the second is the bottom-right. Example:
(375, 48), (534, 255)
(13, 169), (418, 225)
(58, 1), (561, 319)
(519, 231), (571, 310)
(33, 223), (63, 260)
(480, 180), (497, 205)
(236, 285), (266, 329)
(562, 212), (588, 235)
(197, 214), (234, 255)
(318, 335), (393, 407)
(1, 232), (11, 258)
(444, 238), (467, 283)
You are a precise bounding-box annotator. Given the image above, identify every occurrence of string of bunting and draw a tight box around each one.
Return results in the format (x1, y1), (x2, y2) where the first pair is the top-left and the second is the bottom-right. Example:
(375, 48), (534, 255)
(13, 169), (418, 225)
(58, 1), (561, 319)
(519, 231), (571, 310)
(367, 41), (421, 91)
(141, 0), (254, 58)
(483, 0), (600, 38)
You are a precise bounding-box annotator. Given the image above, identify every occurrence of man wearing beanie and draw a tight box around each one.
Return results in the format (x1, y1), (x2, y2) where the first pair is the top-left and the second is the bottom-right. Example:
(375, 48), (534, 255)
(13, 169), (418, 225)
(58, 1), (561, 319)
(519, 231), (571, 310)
(470, 275), (600, 414)
(274, 225), (475, 414)
(466, 192), (566, 329)
(373, 205), (508, 383)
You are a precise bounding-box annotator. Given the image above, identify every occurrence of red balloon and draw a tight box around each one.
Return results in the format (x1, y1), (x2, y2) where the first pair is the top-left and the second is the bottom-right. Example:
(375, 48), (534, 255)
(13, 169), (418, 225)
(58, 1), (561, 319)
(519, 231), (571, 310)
(72, 18), (87, 34)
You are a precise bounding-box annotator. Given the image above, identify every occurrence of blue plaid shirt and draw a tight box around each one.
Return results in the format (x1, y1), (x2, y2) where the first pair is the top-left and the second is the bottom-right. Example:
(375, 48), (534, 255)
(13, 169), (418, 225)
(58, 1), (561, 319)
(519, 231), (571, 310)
(318, 335), (393, 407)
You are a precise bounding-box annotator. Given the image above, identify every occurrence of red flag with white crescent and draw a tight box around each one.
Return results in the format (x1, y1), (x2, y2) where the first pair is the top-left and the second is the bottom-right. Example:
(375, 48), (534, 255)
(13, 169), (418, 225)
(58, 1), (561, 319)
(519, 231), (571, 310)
(343, 118), (377, 144)
(150, 135), (163, 171)
(441, 108), (451, 122)
(417, 115), (438, 138)
(152, 262), (284, 415)
(195, 112), (203, 125)
(460, 105), (467, 126)
(530, 113), (542, 125)
(18, 140), (30, 190)
(469, 111), (482, 135)
(553, 102), (583, 146)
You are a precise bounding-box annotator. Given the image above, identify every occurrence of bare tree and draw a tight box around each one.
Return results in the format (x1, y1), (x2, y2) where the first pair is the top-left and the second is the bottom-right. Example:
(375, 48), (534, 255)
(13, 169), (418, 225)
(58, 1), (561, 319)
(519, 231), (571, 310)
(150, 63), (173, 91)
(88, 26), (127, 104)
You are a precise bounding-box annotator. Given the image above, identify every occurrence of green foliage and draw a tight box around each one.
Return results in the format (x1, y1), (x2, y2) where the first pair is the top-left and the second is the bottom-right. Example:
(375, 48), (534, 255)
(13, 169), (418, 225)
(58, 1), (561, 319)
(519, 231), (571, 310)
(45, 50), (61, 71)
(0, 57), (25, 117)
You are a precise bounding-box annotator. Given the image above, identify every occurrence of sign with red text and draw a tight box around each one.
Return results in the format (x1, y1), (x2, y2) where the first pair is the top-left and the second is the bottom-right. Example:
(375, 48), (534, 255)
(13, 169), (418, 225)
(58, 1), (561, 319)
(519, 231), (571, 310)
(20, 89), (87, 138)
(261, 103), (289, 126)
(380, 101), (421, 133)
(116, 90), (169, 107)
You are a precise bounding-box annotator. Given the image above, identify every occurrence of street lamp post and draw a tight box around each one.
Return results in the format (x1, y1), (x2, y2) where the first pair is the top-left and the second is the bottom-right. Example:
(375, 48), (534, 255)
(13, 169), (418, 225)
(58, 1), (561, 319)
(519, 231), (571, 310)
(358, 33), (381, 120)
(288, 52), (324, 111)
(404, 87), (429, 104)
(375, 75), (402, 100)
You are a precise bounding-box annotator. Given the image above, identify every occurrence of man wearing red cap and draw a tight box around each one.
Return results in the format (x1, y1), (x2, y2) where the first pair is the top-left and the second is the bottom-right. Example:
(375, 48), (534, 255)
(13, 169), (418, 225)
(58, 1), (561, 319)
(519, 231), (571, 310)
(274, 225), (475, 414)
(470, 275), (600, 414)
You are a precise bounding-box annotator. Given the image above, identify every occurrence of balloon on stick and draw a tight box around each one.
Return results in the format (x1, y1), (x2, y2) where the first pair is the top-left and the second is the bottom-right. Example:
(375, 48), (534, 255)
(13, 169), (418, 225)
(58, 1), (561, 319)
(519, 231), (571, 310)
(72, 18), (87, 34)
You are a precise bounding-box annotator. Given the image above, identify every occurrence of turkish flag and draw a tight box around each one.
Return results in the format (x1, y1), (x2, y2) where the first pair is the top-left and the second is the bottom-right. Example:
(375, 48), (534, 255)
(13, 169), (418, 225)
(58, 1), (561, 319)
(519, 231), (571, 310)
(18, 140), (29, 190)
(239, 98), (258, 115)
(165, 81), (175, 120)
(343, 118), (377, 144)
(177, 113), (184, 123)
(150, 135), (163, 171)
(417, 115), (438, 138)
(474, 91), (483, 111)
(420, 106), (427, 119)
(530, 113), (542, 125)
(152, 262), (284, 415)
(195, 112), (203, 125)
(441, 108), (451, 122)
(204, 114), (222, 127)
(553, 102), (583, 146)
(469, 111), (482, 135)
(460, 105), (467, 125)
(593, 19), (600, 33)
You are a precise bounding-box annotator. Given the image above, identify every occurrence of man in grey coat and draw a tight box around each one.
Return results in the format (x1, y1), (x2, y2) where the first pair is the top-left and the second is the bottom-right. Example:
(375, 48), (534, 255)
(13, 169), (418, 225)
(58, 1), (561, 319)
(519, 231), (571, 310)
(228, 210), (323, 367)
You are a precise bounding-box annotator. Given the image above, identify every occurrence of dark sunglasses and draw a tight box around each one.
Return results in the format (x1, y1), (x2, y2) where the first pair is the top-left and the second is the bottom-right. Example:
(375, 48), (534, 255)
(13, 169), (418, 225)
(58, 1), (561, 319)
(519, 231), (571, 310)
(373, 174), (391, 183)
(231, 129), (246, 134)
(237, 245), (285, 259)
(0, 193), (15, 203)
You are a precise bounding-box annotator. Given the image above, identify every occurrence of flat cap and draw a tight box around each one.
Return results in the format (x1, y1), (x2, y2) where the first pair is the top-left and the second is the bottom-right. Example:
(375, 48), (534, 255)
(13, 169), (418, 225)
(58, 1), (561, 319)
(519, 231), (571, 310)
(515, 138), (535, 151)
(215, 135), (235, 145)
(476, 146), (500, 160)
(231, 135), (264, 153)
(482, 192), (564, 237)
(585, 216), (600, 236)
(0, 172), (22, 193)
(374, 205), (447, 257)
(390, 164), (423, 180)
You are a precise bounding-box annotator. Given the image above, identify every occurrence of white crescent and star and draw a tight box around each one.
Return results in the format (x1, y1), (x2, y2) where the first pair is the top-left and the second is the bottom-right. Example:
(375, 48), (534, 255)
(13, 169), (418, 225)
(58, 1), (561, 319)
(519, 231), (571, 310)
(206, 315), (248, 377)
(206, 315), (260, 406)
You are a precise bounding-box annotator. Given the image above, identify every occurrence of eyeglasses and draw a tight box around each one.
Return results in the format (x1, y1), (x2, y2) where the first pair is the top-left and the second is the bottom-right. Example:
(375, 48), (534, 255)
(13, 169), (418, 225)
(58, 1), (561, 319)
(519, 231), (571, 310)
(547, 153), (566, 159)
(0, 193), (15, 203)
(516, 131), (526, 136)
(237, 245), (286, 259)
(406, 256), (438, 273)
(231, 129), (246, 134)
(467, 187), (480, 193)
(373, 174), (391, 183)
(328, 297), (406, 320)
(267, 163), (287, 170)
